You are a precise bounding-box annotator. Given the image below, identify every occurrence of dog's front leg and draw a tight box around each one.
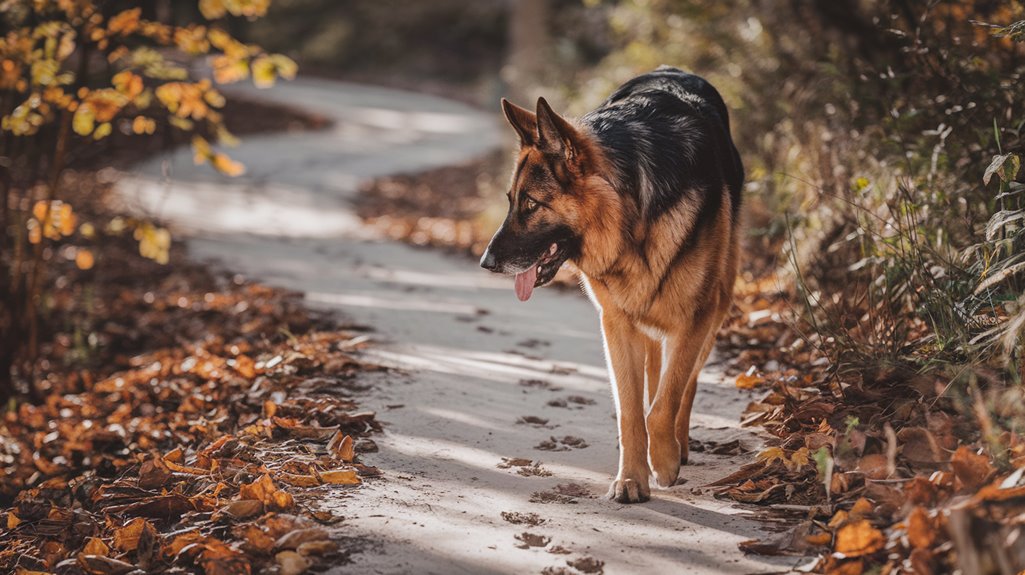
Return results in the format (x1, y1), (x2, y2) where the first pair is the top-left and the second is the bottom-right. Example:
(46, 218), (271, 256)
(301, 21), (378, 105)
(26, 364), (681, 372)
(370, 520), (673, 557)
(646, 313), (715, 487)
(599, 310), (649, 503)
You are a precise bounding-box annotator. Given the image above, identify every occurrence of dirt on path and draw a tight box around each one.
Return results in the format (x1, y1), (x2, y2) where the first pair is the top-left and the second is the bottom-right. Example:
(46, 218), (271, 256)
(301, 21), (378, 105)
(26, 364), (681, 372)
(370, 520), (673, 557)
(115, 77), (804, 575)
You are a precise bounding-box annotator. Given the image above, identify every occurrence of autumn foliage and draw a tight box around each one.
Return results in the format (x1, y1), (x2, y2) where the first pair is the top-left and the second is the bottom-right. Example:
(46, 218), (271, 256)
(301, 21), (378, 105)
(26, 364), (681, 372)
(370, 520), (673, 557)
(0, 0), (296, 397)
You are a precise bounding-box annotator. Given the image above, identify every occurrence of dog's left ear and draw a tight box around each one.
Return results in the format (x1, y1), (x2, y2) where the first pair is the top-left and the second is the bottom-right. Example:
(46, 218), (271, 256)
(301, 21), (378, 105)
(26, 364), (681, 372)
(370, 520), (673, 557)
(535, 97), (580, 161)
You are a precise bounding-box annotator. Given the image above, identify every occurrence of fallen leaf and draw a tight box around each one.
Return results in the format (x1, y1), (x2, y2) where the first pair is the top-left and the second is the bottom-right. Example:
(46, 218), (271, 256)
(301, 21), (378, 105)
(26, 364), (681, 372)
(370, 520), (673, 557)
(906, 506), (934, 549)
(138, 457), (173, 489)
(834, 519), (885, 558)
(239, 474), (294, 510)
(113, 517), (156, 552)
(950, 446), (994, 491)
(318, 469), (361, 485)
(276, 550), (310, 575)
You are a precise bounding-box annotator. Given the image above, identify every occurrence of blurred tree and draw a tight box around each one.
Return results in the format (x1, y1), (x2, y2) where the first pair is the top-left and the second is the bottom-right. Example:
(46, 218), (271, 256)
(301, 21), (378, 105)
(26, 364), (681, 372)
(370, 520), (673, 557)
(504, 0), (551, 102)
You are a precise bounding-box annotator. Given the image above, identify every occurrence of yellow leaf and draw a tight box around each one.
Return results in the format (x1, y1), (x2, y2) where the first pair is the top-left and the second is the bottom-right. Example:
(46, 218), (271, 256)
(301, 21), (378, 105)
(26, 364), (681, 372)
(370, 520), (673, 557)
(212, 152), (245, 176)
(72, 104), (95, 135)
(787, 447), (811, 471)
(93, 121), (112, 139)
(75, 248), (95, 270)
(251, 55), (276, 88)
(7, 512), (20, 529)
(112, 70), (144, 99)
(271, 54), (298, 80)
(756, 446), (787, 466)
(132, 116), (156, 135)
(199, 0), (227, 19)
(108, 8), (142, 36)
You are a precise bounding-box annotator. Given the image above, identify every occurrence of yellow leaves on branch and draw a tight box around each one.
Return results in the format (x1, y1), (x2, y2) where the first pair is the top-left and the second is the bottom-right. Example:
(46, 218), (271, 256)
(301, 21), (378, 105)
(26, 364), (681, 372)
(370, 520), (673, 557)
(252, 54), (298, 89)
(192, 136), (245, 176)
(28, 200), (76, 244)
(156, 79), (223, 121)
(174, 25), (211, 55)
(199, 0), (271, 20)
(107, 8), (142, 36)
(72, 87), (128, 138)
(134, 222), (171, 265)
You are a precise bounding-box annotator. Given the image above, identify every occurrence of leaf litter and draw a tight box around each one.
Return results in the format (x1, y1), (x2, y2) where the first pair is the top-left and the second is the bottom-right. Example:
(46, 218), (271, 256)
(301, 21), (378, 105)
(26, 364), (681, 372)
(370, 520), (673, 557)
(715, 273), (1025, 574)
(0, 203), (383, 574)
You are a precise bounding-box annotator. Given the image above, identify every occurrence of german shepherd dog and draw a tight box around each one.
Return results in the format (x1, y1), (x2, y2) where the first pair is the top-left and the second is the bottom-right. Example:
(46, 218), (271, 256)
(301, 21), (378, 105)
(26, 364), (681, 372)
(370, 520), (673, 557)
(480, 67), (743, 503)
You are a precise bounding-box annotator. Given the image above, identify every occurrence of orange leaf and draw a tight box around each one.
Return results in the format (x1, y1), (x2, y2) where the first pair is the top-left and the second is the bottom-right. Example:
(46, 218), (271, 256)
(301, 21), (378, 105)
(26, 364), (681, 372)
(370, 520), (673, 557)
(950, 446), (994, 491)
(318, 469), (361, 485)
(735, 372), (765, 389)
(834, 519), (885, 558)
(82, 537), (109, 556)
(113, 517), (155, 552)
(906, 506), (934, 549)
(75, 248), (95, 270)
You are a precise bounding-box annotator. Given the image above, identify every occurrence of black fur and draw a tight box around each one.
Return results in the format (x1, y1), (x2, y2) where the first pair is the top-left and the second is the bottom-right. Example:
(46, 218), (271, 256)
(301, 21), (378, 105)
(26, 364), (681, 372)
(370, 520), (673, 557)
(582, 66), (744, 226)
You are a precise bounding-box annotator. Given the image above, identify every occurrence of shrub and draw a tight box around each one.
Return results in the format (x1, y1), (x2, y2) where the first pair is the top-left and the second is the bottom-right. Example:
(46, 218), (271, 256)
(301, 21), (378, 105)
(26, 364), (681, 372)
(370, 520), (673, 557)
(0, 0), (296, 399)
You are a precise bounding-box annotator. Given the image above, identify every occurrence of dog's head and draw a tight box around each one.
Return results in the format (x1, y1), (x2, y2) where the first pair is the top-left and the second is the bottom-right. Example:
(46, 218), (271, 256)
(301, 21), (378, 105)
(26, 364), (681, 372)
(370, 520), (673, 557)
(480, 97), (602, 301)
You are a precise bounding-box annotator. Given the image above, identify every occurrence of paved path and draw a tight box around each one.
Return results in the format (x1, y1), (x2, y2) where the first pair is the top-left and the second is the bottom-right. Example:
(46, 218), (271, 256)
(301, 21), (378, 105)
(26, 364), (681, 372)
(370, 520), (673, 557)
(115, 78), (801, 574)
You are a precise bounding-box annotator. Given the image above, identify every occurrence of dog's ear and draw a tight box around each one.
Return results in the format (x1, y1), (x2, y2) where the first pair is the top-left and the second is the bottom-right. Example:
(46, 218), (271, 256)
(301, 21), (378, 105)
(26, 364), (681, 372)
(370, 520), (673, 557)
(501, 98), (537, 146)
(535, 97), (579, 160)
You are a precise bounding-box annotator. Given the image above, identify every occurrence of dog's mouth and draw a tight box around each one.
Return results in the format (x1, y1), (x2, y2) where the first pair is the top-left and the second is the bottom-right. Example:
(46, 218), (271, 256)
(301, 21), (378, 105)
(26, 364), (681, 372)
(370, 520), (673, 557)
(514, 242), (569, 302)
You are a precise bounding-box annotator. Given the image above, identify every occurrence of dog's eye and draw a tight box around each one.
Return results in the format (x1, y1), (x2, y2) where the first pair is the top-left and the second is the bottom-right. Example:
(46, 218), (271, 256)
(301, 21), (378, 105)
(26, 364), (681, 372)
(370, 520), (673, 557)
(523, 197), (538, 211)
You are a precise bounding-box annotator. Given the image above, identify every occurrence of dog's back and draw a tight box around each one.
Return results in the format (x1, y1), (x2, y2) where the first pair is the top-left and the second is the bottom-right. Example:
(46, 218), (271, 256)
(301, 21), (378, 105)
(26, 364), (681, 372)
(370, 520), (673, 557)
(582, 66), (743, 233)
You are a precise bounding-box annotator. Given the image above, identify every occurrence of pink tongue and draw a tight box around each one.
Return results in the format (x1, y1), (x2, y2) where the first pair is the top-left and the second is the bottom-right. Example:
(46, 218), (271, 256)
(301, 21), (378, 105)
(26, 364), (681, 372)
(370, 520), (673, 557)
(514, 266), (538, 302)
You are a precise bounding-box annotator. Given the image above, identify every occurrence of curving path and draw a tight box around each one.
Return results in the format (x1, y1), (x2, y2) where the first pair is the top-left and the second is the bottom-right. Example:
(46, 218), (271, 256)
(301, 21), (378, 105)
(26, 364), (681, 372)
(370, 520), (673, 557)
(115, 78), (802, 574)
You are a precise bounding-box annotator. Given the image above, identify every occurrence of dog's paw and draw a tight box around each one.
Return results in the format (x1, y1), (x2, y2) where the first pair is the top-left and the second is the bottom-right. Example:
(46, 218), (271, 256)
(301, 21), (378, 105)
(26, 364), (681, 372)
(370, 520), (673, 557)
(649, 438), (682, 488)
(607, 478), (650, 503)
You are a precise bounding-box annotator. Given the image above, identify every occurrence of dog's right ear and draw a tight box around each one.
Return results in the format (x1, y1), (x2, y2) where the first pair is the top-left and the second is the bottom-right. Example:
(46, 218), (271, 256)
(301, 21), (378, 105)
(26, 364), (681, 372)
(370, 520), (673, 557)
(501, 98), (537, 146)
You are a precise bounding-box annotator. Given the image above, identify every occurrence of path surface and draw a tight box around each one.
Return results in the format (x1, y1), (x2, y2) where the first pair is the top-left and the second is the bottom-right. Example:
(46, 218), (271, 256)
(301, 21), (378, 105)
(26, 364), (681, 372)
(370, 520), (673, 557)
(115, 78), (800, 574)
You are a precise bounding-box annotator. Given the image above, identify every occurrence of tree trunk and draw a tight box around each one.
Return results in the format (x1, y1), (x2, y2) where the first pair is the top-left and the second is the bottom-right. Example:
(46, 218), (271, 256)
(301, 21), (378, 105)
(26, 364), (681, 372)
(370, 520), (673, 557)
(504, 0), (550, 103)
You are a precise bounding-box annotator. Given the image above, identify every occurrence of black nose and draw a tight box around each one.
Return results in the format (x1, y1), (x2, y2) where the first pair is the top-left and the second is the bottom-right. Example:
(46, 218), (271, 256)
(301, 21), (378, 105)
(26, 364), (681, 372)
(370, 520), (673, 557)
(480, 251), (498, 271)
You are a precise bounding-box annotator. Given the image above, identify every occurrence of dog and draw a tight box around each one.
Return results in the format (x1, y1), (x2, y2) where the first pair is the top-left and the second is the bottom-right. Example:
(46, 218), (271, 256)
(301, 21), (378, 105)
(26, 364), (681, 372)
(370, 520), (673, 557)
(480, 66), (743, 503)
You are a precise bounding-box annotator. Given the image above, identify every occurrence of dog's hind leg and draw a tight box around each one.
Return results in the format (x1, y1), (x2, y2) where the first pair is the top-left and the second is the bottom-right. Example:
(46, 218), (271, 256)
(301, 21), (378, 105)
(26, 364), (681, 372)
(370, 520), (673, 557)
(599, 309), (650, 503)
(644, 337), (662, 408)
(675, 331), (716, 464)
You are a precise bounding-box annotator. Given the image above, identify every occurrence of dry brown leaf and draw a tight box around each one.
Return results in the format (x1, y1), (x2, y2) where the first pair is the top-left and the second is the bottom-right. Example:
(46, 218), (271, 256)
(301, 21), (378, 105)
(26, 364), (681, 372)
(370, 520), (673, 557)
(237, 524), (276, 554)
(82, 537), (110, 556)
(219, 499), (264, 520)
(277, 472), (322, 488)
(849, 497), (874, 521)
(113, 517), (155, 552)
(855, 453), (890, 480)
(276, 550), (310, 575)
(318, 469), (361, 485)
(328, 432), (355, 462)
(898, 427), (949, 468)
(275, 527), (331, 550)
(296, 540), (336, 557)
(950, 446), (994, 491)
(138, 456), (173, 489)
(906, 506), (935, 549)
(239, 474), (294, 510)
(834, 519), (885, 558)
(76, 554), (137, 575)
